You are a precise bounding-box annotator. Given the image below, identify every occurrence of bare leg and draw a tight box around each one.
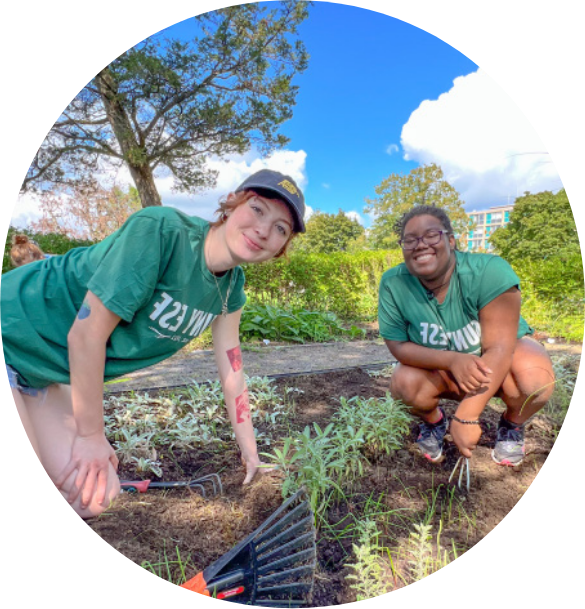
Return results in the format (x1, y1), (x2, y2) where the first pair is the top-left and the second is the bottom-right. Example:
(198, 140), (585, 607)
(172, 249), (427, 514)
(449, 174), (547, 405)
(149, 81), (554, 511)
(13, 388), (42, 459)
(390, 362), (464, 423)
(391, 337), (554, 425)
(496, 337), (555, 424)
(15, 384), (120, 518)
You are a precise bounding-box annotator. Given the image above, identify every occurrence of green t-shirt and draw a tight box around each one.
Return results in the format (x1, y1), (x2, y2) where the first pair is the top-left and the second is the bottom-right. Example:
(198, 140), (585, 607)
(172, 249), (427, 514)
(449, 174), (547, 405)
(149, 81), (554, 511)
(378, 250), (532, 355)
(1, 207), (246, 388)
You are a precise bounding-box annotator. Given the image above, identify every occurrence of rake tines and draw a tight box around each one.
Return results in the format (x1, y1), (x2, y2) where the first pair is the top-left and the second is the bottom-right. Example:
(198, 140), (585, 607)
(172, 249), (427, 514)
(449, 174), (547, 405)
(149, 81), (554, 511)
(251, 497), (316, 606)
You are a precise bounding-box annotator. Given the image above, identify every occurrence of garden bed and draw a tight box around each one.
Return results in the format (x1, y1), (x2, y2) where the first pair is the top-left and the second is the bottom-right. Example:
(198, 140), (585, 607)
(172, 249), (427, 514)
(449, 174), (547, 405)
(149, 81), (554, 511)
(87, 358), (575, 606)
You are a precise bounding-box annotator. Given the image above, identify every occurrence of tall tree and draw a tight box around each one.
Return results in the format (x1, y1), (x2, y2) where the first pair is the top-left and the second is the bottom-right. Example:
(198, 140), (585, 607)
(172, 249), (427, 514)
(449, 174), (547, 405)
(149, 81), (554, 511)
(23, 2), (310, 207)
(365, 164), (468, 249)
(490, 189), (578, 263)
(293, 210), (365, 253)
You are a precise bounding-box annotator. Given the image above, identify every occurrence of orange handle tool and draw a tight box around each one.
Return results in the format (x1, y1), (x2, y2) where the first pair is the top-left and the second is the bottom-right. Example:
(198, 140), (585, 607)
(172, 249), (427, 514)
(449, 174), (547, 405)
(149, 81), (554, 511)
(181, 572), (210, 596)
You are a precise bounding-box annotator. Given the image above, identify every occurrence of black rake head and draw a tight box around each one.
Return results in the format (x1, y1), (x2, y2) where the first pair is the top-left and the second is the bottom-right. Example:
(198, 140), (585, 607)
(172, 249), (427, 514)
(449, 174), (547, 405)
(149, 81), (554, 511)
(203, 488), (317, 607)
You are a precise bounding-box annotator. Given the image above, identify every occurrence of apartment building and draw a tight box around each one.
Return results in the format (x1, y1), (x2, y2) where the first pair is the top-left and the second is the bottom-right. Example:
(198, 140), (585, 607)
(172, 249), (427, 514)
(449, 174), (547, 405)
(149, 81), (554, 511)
(467, 204), (513, 251)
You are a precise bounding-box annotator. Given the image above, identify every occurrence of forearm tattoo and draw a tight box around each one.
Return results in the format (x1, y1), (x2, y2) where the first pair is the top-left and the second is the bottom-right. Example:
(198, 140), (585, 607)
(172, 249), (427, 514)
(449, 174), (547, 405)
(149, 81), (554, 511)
(227, 345), (243, 372)
(235, 389), (250, 424)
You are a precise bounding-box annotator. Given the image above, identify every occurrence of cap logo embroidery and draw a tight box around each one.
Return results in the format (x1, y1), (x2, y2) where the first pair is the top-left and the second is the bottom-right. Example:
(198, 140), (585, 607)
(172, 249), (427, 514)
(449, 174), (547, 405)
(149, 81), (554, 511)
(278, 179), (299, 198)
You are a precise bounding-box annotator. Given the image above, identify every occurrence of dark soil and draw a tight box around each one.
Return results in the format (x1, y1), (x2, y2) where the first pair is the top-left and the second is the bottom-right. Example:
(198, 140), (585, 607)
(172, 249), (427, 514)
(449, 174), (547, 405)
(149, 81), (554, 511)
(87, 366), (563, 606)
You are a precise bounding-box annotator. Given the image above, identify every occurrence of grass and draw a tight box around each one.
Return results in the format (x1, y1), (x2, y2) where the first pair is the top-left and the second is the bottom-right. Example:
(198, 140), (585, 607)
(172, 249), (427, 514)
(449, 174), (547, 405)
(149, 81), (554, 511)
(546, 353), (580, 424)
(141, 543), (195, 585)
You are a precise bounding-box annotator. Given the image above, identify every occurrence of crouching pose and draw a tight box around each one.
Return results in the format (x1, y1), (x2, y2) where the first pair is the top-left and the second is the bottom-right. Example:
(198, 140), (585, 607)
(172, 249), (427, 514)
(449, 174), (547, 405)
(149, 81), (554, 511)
(2, 169), (306, 518)
(378, 205), (554, 466)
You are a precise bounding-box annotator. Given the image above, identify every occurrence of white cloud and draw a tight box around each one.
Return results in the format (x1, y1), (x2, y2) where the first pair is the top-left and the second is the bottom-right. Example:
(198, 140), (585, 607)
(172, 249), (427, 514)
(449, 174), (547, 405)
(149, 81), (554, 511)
(10, 149), (309, 228)
(321, 183), (330, 189)
(401, 69), (562, 210)
(386, 143), (399, 155)
(345, 210), (365, 226)
(10, 191), (44, 229)
(159, 149), (308, 220)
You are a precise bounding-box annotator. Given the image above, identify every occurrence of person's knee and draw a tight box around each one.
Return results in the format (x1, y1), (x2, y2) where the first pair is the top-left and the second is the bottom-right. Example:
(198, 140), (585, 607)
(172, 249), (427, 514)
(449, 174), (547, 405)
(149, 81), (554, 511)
(390, 366), (413, 403)
(504, 339), (556, 409)
(55, 466), (121, 519)
(70, 476), (121, 519)
(391, 365), (430, 406)
(517, 368), (556, 405)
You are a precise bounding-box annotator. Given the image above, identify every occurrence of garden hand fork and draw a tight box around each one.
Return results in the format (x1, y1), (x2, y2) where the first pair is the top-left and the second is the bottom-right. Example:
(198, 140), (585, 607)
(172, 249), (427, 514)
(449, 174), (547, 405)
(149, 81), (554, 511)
(448, 456), (470, 492)
(120, 473), (222, 497)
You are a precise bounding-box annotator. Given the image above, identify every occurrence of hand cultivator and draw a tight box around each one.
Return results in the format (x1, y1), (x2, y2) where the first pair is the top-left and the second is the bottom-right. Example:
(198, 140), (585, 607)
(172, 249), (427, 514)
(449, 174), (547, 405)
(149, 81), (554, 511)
(120, 473), (222, 497)
(448, 456), (470, 492)
(181, 488), (317, 606)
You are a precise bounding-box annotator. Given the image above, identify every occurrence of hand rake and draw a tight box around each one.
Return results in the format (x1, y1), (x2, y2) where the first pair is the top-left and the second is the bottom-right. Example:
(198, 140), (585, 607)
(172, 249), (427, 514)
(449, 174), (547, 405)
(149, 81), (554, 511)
(181, 488), (316, 606)
(120, 473), (222, 497)
(449, 456), (470, 492)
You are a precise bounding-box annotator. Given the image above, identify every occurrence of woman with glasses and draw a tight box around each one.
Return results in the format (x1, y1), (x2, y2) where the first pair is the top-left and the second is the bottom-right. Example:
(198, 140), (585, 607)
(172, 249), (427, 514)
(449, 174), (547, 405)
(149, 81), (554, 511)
(378, 205), (554, 466)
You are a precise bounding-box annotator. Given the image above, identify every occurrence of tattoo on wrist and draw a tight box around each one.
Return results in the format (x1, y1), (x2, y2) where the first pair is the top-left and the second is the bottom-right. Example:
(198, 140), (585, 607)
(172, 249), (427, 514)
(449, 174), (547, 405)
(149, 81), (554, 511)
(235, 389), (250, 424)
(227, 346), (243, 372)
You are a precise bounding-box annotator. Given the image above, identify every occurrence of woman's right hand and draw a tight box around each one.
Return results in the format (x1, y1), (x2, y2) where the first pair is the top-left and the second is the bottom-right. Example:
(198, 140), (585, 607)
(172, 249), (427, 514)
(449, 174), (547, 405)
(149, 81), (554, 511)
(55, 432), (119, 509)
(449, 353), (492, 394)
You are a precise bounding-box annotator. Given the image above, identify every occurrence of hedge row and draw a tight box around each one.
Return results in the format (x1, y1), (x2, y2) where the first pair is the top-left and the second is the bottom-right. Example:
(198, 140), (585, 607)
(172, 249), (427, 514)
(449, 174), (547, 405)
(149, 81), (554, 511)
(4, 227), (582, 338)
(243, 250), (398, 320)
(3, 227), (94, 274)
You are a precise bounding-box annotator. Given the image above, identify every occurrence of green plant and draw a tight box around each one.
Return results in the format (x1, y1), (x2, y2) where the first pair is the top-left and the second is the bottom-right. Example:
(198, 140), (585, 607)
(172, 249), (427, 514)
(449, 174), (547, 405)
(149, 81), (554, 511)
(141, 544), (195, 585)
(545, 353), (580, 425)
(408, 523), (433, 581)
(337, 394), (413, 455)
(104, 376), (297, 477)
(239, 304), (356, 343)
(243, 250), (396, 321)
(406, 521), (455, 581)
(263, 396), (412, 525)
(262, 422), (347, 518)
(345, 519), (393, 600)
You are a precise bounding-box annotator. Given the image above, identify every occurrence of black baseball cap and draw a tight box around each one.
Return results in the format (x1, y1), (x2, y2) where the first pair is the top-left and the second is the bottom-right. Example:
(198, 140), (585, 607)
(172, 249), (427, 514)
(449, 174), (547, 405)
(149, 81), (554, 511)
(235, 169), (306, 233)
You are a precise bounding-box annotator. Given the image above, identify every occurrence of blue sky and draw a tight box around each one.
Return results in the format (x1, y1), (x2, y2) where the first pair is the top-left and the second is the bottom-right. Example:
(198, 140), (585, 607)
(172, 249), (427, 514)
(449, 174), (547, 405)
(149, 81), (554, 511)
(13, 1), (562, 230)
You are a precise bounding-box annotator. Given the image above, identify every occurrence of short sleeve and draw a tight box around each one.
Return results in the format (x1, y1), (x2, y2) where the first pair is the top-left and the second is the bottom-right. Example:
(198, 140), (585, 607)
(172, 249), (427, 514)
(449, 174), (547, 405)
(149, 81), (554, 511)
(378, 273), (408, 342)
(477, 256), (521, 310)
(87, 213), (165, 322)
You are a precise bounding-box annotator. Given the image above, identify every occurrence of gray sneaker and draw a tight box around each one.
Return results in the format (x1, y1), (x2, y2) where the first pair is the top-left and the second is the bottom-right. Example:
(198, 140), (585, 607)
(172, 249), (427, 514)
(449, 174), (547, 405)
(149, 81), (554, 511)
(492, 416), (525, 467)
(416, 408), (448, 462)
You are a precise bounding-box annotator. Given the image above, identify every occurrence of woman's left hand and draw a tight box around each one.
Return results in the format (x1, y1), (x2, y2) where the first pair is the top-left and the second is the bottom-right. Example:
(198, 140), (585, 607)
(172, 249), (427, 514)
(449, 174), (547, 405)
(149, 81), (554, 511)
(450, 420), (482, 458)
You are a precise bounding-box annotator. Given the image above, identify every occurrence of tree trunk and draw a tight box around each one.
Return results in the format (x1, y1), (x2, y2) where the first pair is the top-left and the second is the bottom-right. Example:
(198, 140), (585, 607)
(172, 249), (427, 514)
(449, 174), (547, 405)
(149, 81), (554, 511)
(95, 68), (162, 207)
(127, 163), (162, 207)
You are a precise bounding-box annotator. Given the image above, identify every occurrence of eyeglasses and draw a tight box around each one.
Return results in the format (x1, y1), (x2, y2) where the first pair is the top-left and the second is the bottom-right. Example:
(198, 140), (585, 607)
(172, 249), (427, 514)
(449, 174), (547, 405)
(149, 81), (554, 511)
(399, 230), (449, 250)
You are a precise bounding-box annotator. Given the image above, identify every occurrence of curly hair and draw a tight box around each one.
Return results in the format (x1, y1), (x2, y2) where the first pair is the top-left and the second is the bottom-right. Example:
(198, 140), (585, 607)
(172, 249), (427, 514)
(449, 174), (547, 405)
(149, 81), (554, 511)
(394, 205), (455, 238)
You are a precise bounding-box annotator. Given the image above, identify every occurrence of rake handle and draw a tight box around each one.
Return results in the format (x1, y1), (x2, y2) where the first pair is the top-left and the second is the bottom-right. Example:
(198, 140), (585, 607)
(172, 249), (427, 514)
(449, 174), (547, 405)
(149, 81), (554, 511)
(120, 480), (151, 493)
(120, 480), (206, 492)
(181, 572), (210, 596)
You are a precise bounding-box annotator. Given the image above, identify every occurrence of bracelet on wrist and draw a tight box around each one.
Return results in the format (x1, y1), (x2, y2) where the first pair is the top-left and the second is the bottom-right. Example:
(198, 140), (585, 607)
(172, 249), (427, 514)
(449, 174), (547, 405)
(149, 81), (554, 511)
(452, 415), (481, 425)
